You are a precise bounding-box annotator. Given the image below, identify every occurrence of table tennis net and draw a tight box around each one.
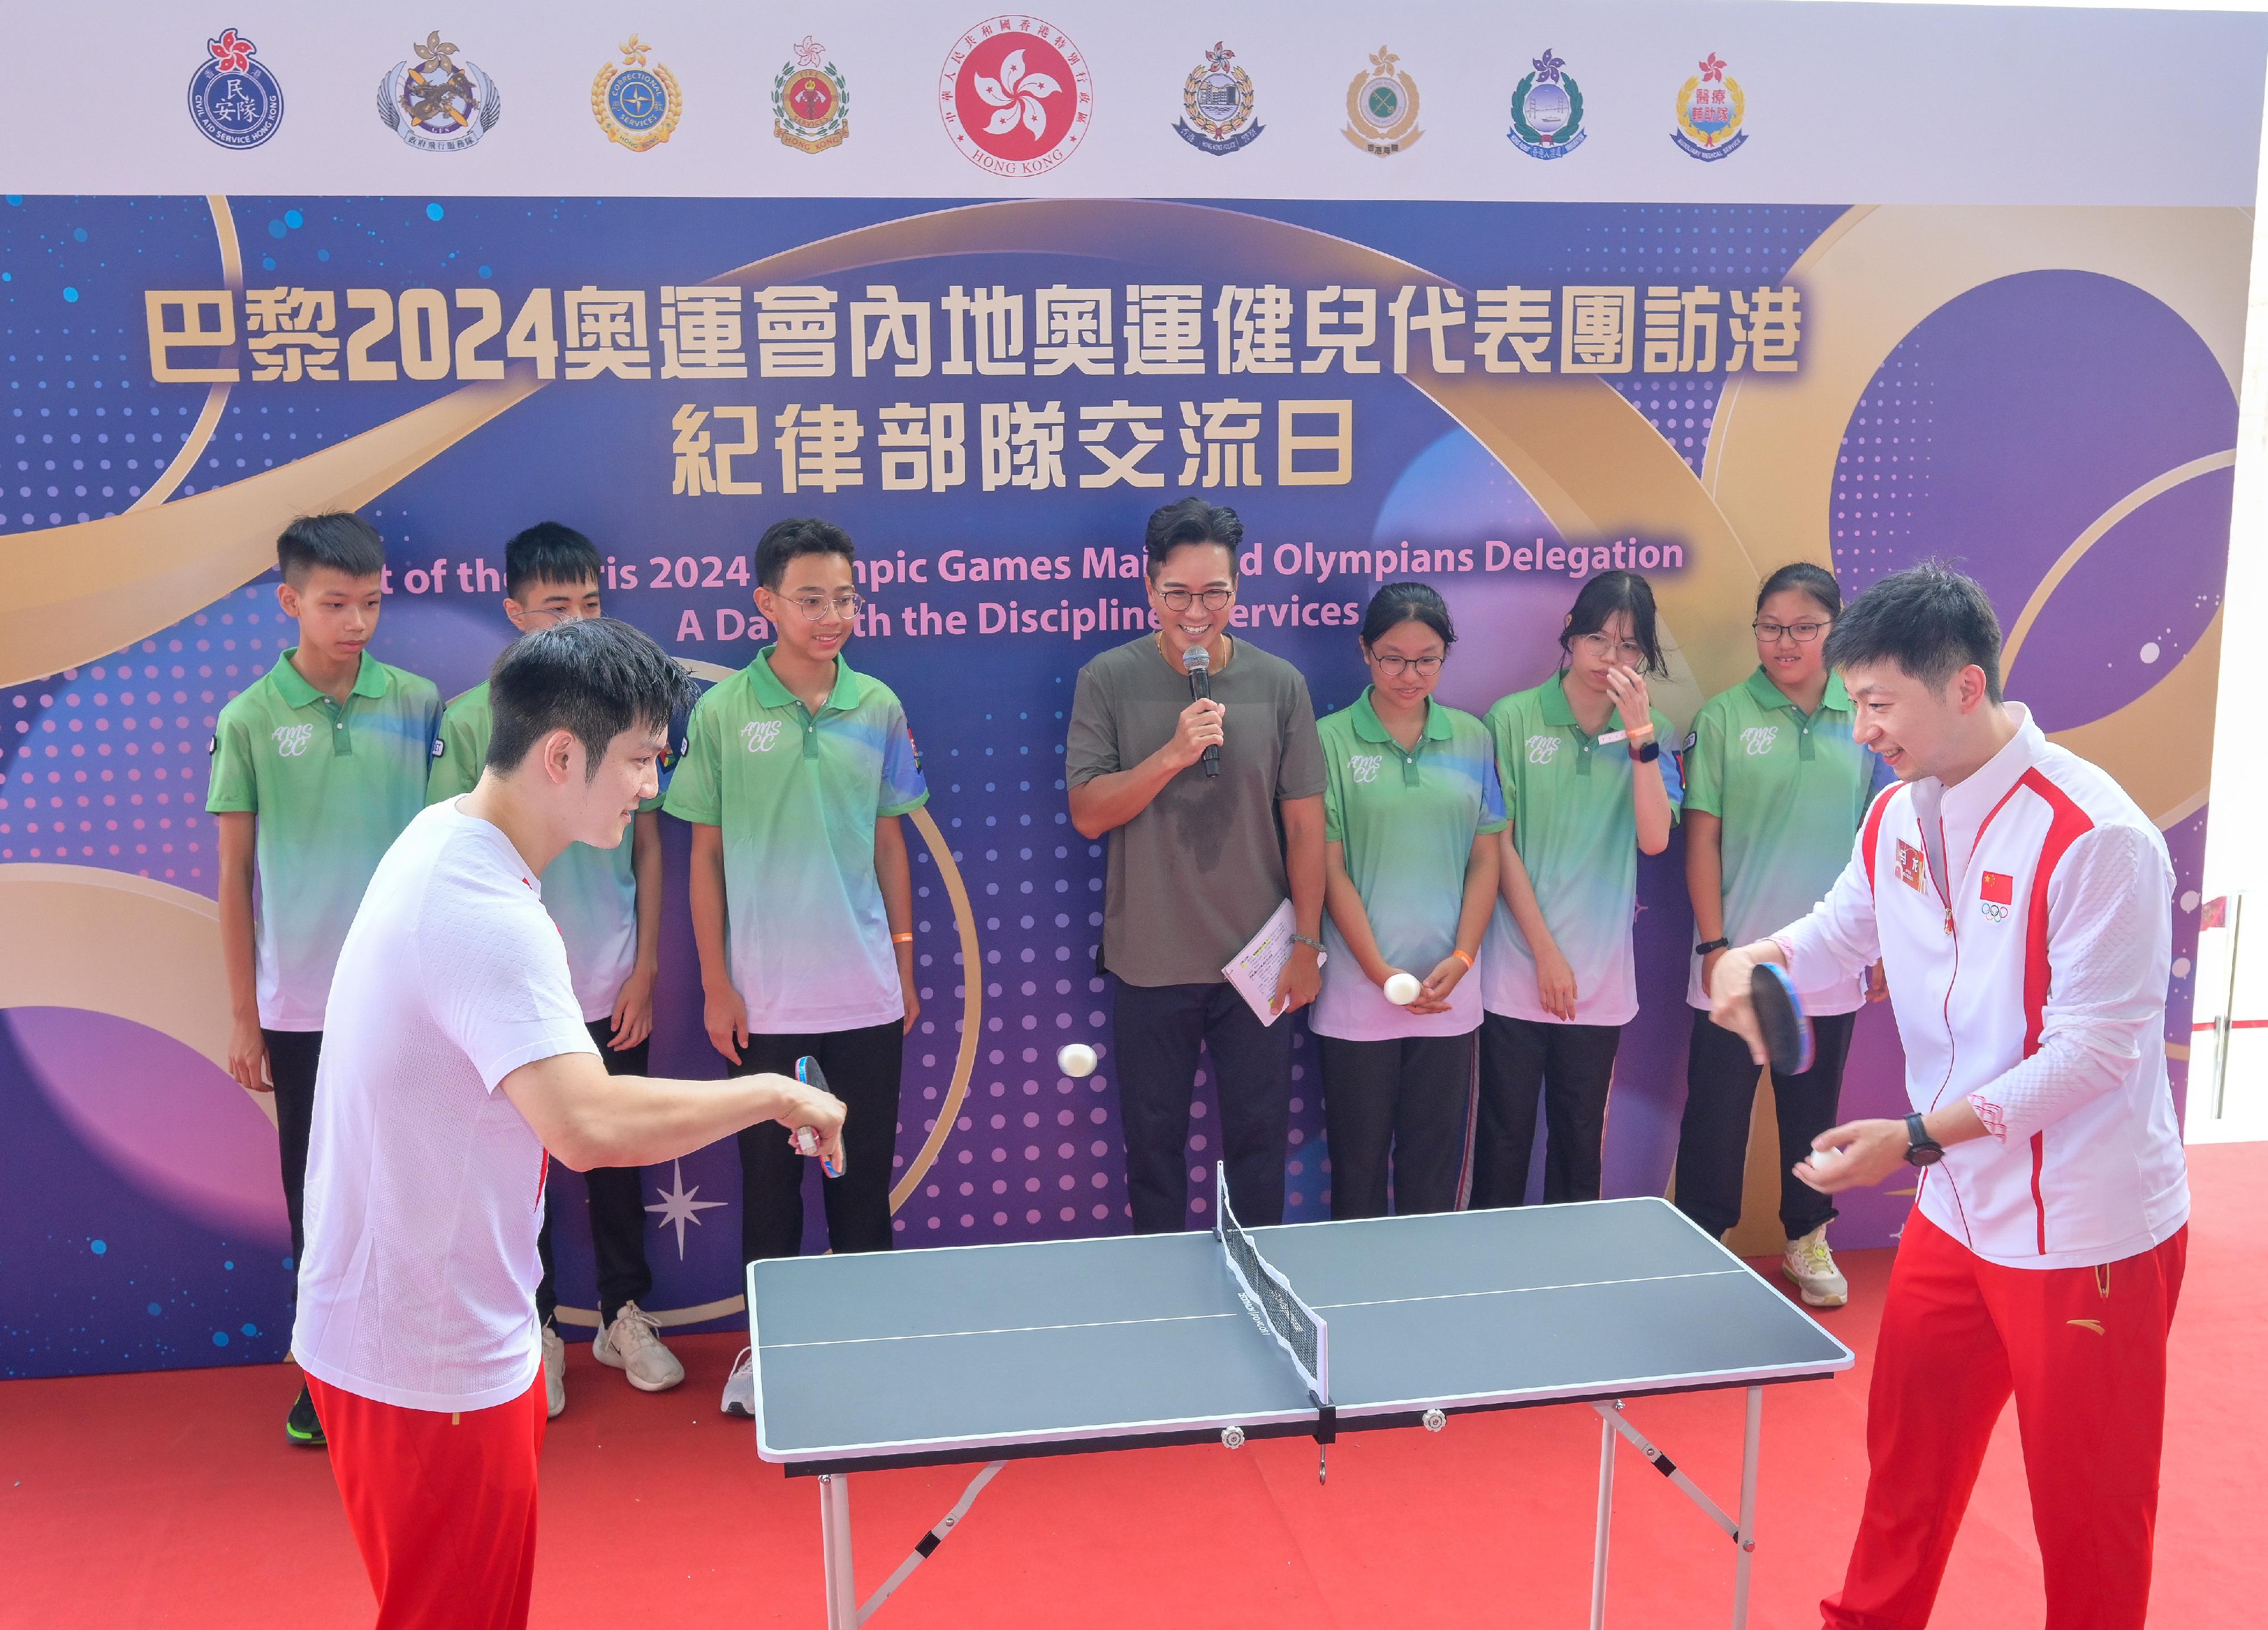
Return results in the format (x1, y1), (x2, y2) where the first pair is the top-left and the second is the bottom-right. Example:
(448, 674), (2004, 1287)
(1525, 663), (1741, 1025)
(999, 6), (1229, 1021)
(1215, 1166), (1330, 1404)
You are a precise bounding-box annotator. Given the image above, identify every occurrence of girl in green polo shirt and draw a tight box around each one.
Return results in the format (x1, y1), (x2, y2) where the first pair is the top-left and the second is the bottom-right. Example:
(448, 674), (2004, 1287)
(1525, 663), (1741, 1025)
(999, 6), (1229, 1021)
(1674, 562), (1892, 1309)
(1474, 569), (1681, 1208)
(1314, 583), (1507, 1220)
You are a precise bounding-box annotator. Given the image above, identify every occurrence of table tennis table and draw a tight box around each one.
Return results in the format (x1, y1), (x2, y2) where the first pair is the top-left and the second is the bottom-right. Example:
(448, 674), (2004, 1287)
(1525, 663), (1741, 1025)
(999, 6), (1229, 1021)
(748, 1171), (1852, 1629)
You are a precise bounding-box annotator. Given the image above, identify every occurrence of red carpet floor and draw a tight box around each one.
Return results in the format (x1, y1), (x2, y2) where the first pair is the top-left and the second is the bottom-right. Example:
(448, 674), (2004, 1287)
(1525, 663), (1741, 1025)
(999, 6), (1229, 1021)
(4, 1142), (2259, 1629)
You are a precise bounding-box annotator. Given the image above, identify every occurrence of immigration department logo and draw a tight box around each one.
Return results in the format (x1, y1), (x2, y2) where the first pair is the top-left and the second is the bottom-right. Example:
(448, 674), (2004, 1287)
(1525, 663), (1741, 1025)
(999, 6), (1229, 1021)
(377, 31), (500, 153)
(1508, 48), (1585, 159)
(188, 28), (284, 150)
(1526, 734), (1560, 767)
(1673, 52), (1746, 160)
(272, 723), (315, 758)
(773, 35), (849, 153)
(742, 719), (784, 753)
(1175, 41), (1262, 155)
(1348, 753), (1382, 785)
(940, 16), (1093, 177)
(593, 34), (682, 152)
(1343, 45), (1423, 156)
(1740, 725), (1779, 756)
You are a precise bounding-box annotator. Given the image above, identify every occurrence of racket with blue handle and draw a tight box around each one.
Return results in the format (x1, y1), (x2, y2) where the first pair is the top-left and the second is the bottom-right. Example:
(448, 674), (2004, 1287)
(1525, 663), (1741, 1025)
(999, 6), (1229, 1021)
(791, 1055), (842, 1177)
(1750, 962), (1815, 1077)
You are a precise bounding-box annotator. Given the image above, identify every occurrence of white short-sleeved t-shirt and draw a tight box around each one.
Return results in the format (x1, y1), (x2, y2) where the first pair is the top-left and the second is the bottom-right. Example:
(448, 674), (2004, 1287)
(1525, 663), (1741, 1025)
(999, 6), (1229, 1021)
(292, 800), (599, 1414)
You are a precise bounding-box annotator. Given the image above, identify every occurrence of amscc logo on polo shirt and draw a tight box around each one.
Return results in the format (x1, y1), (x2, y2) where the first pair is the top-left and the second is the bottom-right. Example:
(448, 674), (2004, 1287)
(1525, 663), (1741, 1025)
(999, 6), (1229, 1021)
(1979, 870), (2013, 922)
(272, 723), (316, 757)
(1526, 734), (1560, 766)
(1347, 753), (1382, 784)
(1740, 725), (1779, 756)
(741, 719), (784, 753)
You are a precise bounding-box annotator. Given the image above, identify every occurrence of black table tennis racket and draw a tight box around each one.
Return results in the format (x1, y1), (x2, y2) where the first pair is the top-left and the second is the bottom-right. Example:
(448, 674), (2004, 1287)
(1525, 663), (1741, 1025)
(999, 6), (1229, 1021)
(1750, 962), (1815, 1077)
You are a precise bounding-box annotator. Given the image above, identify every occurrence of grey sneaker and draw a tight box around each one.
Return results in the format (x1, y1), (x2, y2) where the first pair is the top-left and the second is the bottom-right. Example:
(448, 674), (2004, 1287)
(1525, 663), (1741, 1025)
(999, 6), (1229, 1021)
(1782, 1225), (1849, 1309)
(593, 1302), (685, 1393)
(721, 1346), (756, 1418)
(541, 1323), (566, 1419)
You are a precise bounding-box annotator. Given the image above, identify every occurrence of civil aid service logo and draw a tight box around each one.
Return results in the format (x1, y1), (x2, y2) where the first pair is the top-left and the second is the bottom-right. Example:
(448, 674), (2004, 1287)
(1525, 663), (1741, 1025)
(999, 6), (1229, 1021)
(1175, 41), (1263, 156)
(1673, 52), (1746, 160)
(940, 18), (1093, 177)
(377, 31), (501, 153)
(593, 34), (682, 152)
(188, 28), (284, 150)
(1508, 47), (1586, 159)
(773, 35), (849, 153)
(1343, 45), (1424, 156)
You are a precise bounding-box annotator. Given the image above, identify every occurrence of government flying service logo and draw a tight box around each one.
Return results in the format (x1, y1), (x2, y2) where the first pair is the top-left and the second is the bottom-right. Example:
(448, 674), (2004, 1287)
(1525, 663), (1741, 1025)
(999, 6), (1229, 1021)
(940, 16), (1093, 176)
(593, 34), (682, 152)
(1508, 47), (1585, 159)
(1175, 41), (1262, 155)
(377, 31), (501, 153)
(773, 35), (849, 153)
(1673, 52), (1746, 160)
(1343, 45), (1423, 156)
(188, 28), (284, 150)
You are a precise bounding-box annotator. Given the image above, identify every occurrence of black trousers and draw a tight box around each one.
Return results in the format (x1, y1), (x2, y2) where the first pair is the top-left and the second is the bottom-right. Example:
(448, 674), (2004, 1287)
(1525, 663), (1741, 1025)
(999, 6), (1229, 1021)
(535, 1022), (657, 1329)
(1317, 1032), (1475, 1220)
(263, 1028), (324, 1268)
(1470, 1013), (1623, 1207)
(731, 1020), (904, 1261)
(1114, 980), (1293, 1233)
(1674, 1006), (1856, 1243)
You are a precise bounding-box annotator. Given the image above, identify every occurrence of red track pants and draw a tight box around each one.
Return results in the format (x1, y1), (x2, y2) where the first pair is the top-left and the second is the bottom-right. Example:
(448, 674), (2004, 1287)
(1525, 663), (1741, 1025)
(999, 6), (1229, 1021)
(1823, 1209), (2186, 1630)
(306, 1371), (547, 1630)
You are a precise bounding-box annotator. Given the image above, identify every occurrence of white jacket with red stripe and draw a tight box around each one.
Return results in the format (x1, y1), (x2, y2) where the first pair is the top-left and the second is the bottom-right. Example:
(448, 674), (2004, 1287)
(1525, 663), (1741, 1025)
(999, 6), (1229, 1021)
(1775, 705), (2189, 1271)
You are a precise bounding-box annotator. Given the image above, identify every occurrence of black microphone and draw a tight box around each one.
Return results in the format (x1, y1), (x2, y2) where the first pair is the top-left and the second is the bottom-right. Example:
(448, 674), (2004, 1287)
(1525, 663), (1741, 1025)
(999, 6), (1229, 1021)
(1183, 645), (1221, 778)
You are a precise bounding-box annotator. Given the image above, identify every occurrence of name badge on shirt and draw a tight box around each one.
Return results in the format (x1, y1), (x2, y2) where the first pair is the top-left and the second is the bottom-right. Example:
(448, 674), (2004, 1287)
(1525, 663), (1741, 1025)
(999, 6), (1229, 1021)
(1894, 839), (1926, 893)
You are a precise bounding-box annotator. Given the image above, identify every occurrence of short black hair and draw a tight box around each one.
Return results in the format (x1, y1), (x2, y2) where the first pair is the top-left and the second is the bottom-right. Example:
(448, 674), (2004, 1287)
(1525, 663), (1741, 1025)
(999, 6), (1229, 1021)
(1560, 569), (1667, 678)
(277, 513), (385, 586)
(1360, 581), (1455, 649)
(1824, 560), (2004, 704)
(487, 617), (700, 783)
(755, 516), (856, 591)
(1144, 497), (1243, 578)
(505, 522), (604, 602)
(1756, 561), (1842, 620)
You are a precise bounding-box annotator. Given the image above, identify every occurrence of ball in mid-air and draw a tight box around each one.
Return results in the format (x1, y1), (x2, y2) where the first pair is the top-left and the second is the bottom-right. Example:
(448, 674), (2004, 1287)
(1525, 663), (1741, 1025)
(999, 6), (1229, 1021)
(1058, 1043), (1098, 1078)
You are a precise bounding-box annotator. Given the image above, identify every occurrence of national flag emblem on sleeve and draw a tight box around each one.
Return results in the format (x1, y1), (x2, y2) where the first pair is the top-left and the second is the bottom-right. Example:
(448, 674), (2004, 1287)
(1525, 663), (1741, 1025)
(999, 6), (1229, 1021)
(1981, 871), (2014, 905)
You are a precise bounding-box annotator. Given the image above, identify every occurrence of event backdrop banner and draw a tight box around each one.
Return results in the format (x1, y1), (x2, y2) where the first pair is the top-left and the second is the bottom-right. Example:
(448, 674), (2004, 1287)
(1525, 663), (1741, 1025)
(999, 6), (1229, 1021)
(5, 2), (2262, 1378)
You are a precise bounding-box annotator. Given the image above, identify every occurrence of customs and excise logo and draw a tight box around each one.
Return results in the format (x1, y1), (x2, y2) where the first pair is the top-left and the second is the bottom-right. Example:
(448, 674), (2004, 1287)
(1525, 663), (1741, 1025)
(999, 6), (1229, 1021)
(593, 33), (682, 152)
(188, 28), (284, 150)
(1673, 52), (1746, 160)
(773, 34), (849, 153)
(1175, 41), (1262, 155)
(1508, 47), (1585, 159)
(940, 17), (1092, 176)
(377, 31), (500, 153)
(1343, 45), (1423, 156)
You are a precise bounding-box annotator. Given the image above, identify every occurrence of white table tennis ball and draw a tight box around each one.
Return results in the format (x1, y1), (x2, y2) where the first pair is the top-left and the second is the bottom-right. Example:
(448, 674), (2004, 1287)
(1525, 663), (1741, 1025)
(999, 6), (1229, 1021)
(1809, 1144), (1843, 1168)
(1383, 972), (1422, 1006)
(1058, 1043), (1098, 1078)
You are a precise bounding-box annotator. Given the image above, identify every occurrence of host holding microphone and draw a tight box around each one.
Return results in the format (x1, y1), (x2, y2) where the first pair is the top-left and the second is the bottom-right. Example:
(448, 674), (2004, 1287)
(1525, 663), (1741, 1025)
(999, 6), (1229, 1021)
(1067, 498), (1327, 1231)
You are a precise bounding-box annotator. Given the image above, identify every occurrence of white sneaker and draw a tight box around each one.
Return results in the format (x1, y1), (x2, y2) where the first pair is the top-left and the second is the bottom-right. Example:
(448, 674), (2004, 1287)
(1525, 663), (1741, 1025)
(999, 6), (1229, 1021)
(593, 1302), (686, 1393)
(721, 1347), (756, 1418)
(541, 1323), (567, 1420)
(1782, 1225), (1849, 1309)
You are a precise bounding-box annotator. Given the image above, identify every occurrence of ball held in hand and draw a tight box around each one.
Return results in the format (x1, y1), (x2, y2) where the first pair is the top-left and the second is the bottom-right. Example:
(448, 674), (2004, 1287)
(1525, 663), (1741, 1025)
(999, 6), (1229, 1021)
(1382, 972), (1421, 1006)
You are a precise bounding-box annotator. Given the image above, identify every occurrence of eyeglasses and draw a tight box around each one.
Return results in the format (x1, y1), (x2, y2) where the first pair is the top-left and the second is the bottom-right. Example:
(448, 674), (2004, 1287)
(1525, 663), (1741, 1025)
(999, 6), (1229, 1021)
(787, 592), (864, 621)
(1575, 632), (1647, 663)
(1370, 653), (1445, 678)
(1157, 587), (1234, 612)
(1754, 620), (1830, 644)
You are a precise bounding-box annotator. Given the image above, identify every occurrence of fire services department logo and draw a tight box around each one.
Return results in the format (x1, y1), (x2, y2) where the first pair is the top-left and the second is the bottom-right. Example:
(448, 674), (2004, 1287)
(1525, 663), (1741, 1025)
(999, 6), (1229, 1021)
(592, 34), (682, 153)
(1673, 52), (1746, 160)
(773, 35), (849, 153)
(188, 28), (284, 150)
(1175, 41), (1262, 155)
(1343, 45), (1423, 156)
(939, 17), (1092, 176)
(1979, 870), (2013, 922)
(377, 32), (501, 153)
(1508, 47), (1585, 159)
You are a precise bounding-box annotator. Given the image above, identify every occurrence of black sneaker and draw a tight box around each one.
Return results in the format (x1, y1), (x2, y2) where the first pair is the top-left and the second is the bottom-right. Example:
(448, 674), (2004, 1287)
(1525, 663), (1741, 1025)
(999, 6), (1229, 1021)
(285, 1381), (326, 1448)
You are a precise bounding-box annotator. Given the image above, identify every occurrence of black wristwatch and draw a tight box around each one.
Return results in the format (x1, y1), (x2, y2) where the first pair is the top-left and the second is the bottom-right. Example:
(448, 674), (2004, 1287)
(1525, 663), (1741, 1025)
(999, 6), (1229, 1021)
(1695, 938), (1730, 957)
(1902, 1112), (1944, 1167)
(1634, 739), (1661, 763)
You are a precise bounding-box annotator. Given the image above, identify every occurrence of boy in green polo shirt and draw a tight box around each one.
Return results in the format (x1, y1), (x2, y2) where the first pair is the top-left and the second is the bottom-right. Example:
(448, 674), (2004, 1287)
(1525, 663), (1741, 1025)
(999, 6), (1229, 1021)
(665, 516), (927, 1419)
(425, 522), (680, 1412)
(208, 512), (441, 1447)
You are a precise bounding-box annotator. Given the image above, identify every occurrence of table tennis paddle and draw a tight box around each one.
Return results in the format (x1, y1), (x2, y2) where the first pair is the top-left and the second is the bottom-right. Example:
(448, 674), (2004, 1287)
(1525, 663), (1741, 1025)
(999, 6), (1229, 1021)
(793, 1055), (842, 1177)
(1750, 962), (1815, 1077)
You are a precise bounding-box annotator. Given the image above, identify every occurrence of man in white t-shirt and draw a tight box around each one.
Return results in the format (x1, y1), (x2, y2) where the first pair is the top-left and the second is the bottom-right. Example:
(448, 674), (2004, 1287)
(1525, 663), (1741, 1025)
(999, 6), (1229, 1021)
(292, 617), (847, 1630)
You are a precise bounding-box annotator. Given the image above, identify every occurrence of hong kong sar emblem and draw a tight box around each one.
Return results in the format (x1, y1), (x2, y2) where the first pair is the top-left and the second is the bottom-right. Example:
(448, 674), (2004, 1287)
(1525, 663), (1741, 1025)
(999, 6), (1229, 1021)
(593, 34), (682, 152)
(1343, 45), (1423, 156)
(773, 35), (849, 153)
(940, 16), (1093, 176)
(1175, 41), (1261, 155)
(188, 28), (284, 150)
(377, 32), (500, 153)
(1508, 48), (1585, 159)
(1673, 52), (1746, 160)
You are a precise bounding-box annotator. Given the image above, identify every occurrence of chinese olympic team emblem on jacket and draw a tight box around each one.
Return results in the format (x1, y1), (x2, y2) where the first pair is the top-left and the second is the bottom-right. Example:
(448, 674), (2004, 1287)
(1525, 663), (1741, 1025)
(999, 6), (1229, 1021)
(378, 32), (501, 153)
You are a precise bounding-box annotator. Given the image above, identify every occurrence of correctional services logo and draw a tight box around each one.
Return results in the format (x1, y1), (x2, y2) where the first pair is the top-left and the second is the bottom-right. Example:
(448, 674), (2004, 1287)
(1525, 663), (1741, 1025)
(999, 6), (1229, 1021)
(773, 35), (849, 153)
(377, 31), (500, 153)
(1526, 734), (1560, 767)
(1348, 753), (1382, 785)
(1979, 870), (2013, 922)
(272, 723), (315, 758)
(1175, 41), (1262, 156)
(593, 34), (681, 152)
(1343, 45), (1423, 156)
(1740, 725), (1779, 756)
(187, 28), (284, 150)
(742, 719), (783, 753)
(1508, 47), (1585, 159)
(1672, 52), (1746, 160)
(940, 16), (1092, 177)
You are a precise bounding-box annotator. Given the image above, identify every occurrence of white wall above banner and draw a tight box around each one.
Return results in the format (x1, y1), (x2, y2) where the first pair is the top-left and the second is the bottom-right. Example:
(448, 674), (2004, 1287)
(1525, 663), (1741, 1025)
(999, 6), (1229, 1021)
(16, 0), (2267, 206)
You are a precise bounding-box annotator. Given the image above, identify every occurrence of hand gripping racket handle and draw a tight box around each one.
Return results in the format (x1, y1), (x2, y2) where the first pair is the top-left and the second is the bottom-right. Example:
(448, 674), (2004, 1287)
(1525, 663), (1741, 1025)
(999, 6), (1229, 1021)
(1750, 962), (1816, 1077)
(793, 1056), (841, 1178)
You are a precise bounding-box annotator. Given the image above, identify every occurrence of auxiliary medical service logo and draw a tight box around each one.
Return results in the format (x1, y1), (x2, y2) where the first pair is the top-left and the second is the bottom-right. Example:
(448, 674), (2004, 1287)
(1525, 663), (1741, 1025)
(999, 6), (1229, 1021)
(593, 35), (682, 152)
(188, 28), (284, 150)
(1508, 47), (1585, 159)
(1343, 45), (1423, 156)
(1175, 41), (1262, 155)
(940, 17), (1092, 177)
(377, 31), (500, 153)
(773, 35), (849, 153)
(1673, 52), (1746, 160)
